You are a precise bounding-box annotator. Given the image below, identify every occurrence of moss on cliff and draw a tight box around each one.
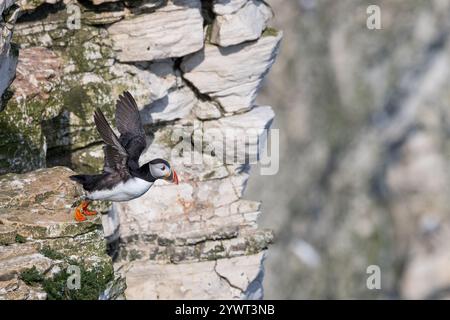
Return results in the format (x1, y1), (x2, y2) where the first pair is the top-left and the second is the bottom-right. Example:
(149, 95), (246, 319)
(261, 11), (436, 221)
(19, 261), (114, 300)
(0, 97), (48, 174)
(44, 261), (114, 300)
(20, 266), (45, 285)
(2, 23), (118, 174)
(262, 27), (279, 37)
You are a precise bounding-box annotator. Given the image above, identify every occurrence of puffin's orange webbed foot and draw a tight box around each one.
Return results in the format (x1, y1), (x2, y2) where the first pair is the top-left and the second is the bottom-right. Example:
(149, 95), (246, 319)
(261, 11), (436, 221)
(83, 209), (97, 216)
(74, 206), (86, 222)
(81, 200), (97, 216)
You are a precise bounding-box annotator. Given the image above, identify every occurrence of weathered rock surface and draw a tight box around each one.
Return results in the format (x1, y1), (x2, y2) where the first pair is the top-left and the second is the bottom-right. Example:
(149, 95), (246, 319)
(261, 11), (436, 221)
(106, 158), (274, 298)
(210, 0), (272, 47)
(123, 252), (266, 299)
(182, 31), (282, 113)
(0, 167), (124, 300)
(203, 105), (274, 163)
(108, 0), (204, 62)
(141, 85), (196, 124)
(213, 0), (247, 15)
(19, 0), (60, 11)
(1, 19), (119, 174)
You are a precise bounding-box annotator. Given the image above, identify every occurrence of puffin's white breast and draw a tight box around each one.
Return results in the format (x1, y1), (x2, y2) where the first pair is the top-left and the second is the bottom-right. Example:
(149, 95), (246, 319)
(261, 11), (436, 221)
(88, 177), (153, 202)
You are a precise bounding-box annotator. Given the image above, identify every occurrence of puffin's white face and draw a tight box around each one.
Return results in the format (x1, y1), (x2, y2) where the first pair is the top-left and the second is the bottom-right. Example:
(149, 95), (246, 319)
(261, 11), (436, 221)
(149, 162), (170, 179)
(148, 159), (179, 184)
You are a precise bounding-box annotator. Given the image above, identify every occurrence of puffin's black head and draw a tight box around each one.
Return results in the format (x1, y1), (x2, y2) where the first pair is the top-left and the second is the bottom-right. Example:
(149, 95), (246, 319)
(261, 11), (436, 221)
(148, 158), (179, 184)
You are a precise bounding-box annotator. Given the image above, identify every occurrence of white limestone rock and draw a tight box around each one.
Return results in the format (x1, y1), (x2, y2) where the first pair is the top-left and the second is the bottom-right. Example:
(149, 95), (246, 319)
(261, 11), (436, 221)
(112, 173), (250, 241)
(193, 100), (222, 120)
(124, 252), (266, 299)
(110, 59), (179, 106)
(140, 85), (196, 124)
(107, 0), (204, 61)
(147, 60), (180, 101)
(107, 195), (265, 244)
(181, 31), (282, 112)
(213, 0), (248, 15)
(216, 252), (266, 299)
(203, 106), (275, 164)
(211, 0), (273, 47)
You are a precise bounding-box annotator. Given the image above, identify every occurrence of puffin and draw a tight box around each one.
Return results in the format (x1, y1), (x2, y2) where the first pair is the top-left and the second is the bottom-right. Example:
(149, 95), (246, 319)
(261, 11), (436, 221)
(69, 91), (179, 222)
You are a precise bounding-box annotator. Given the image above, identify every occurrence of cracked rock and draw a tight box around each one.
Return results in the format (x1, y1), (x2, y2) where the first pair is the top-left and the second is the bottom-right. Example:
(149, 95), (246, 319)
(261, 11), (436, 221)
(123, 251), (266, 299)
(202, 106), (275, 164)
(193, 100), (222, 120)
(108, 0), (204, 61)
(181, 30), (282, 112)
(141, 85), (196, 124)
(210, 0), (272, 47)
(215, 251), (266, 299)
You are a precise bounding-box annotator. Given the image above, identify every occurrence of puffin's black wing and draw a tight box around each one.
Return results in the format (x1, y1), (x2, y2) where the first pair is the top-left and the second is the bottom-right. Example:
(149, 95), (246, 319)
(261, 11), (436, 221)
(115, 91), (145, 138)
(115, 91), (146, 170)
(103, 145), (129, 177)
(94, 109), (130, 178)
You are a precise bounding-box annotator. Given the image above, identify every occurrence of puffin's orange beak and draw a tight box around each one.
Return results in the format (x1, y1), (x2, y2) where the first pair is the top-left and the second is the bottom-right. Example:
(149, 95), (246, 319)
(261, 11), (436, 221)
(171, 170), (179, 185)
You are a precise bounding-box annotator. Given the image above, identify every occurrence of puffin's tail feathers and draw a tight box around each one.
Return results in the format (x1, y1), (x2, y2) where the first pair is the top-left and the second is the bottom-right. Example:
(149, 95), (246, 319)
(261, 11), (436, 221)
(69, 174), (89, 186)
(69, 174), (104, 192)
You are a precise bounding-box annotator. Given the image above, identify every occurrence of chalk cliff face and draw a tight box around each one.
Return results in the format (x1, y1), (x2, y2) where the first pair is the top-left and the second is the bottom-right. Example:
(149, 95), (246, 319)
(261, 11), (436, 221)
(0, 0), (281, 299)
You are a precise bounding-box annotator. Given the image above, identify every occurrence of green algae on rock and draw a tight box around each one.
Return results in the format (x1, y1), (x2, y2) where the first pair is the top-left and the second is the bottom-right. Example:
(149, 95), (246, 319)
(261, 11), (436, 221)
(1, 9), (120, 174)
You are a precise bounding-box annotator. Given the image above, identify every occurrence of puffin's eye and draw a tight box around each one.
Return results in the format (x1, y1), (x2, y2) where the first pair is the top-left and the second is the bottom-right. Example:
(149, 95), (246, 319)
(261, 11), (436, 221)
(161, 165), (166, 171)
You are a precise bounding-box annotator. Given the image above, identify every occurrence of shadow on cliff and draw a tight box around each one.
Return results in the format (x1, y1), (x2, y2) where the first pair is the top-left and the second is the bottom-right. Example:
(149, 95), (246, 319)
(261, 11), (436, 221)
(75, 0), (205, 18)
(42, 110), (74, 170)
(140, 95), (166, 124)
(0, 119), (43, 175)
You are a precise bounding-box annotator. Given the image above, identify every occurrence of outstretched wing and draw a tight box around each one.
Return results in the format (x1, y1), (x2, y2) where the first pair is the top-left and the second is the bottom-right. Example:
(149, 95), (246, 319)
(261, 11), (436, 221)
(115, 91), (147, 170)
(102, 145), (129, 178)
(94, 109), (130, 177)
(115, 91), (145, 138)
